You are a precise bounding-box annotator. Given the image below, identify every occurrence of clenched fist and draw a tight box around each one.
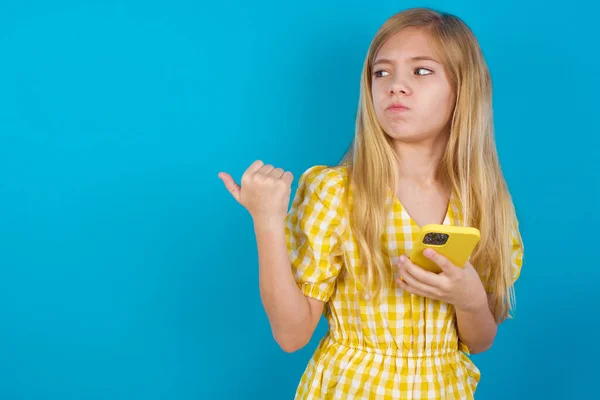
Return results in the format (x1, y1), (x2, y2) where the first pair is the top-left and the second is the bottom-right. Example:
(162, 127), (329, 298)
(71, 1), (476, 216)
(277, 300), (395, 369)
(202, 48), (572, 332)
(218, 160), (294, 223)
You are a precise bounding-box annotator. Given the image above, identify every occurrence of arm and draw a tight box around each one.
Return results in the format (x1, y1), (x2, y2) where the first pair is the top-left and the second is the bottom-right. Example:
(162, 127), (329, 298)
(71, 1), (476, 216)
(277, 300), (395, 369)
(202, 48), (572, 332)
(218, 160), (329, 353)
(254, 217), (324, 352)
(454, 297), (497, 354)
(396, 250), (497, 354)
(457, 225), (525, 353)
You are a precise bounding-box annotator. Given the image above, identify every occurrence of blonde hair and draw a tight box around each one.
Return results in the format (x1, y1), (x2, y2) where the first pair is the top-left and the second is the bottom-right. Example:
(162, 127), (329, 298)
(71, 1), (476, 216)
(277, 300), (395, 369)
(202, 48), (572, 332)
(339, 7), (523, 323)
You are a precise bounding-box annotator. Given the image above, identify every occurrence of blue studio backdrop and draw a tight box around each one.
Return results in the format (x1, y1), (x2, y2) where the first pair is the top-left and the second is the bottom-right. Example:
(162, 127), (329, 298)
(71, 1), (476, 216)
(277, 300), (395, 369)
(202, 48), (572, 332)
(1, 1), (598, 399)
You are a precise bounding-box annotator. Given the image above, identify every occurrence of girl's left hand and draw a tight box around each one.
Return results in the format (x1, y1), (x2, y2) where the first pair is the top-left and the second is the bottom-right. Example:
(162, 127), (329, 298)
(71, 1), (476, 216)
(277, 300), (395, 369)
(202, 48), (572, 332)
(396, 248), (487, 312)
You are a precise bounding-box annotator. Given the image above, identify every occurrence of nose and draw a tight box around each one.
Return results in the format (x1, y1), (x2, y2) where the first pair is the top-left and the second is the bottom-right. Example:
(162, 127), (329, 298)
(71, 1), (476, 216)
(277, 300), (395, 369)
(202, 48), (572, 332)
(389, 76), (411, 96)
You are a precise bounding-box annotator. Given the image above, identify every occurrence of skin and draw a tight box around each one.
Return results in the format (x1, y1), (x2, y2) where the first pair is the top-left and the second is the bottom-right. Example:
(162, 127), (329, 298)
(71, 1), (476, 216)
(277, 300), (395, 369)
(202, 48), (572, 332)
(218, 161), (323, 352)
(217, 27), (497, 354)
(372, 27), (497, 353)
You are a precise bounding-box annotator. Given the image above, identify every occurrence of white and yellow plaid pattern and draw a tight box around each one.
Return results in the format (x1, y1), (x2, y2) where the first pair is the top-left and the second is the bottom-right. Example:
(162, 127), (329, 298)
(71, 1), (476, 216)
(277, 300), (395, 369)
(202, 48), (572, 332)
(284, 165), (524, 399)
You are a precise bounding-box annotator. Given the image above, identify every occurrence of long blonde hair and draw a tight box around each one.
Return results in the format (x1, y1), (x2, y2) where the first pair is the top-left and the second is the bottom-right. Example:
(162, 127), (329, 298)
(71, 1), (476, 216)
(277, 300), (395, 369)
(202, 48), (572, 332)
(340, 7), (523, 323)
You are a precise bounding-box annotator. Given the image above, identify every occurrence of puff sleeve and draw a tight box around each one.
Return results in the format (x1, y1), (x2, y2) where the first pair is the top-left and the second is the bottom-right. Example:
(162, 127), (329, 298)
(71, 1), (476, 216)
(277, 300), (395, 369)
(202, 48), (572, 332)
(479, 218), (524, 292)
(284, 165), (346, 302)
(510, 223), (524, 283)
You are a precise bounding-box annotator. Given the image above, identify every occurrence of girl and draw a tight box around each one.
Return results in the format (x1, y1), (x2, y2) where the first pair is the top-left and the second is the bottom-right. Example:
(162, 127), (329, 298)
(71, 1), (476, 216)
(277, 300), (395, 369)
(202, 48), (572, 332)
(219, 7), (524, 399)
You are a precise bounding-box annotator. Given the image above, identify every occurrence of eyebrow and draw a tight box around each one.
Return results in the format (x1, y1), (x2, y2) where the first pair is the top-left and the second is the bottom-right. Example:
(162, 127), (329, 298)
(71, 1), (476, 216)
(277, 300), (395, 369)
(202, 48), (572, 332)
(373, 56), (441, 66)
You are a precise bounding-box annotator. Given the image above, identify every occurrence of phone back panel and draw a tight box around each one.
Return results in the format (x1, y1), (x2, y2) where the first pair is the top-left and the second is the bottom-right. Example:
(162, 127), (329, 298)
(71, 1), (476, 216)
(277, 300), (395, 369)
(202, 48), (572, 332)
(409, 224), (481, 273)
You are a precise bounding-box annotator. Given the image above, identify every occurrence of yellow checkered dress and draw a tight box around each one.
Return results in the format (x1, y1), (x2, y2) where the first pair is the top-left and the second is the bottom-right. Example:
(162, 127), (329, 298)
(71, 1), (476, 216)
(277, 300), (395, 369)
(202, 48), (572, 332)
(284, 165), (523, 399)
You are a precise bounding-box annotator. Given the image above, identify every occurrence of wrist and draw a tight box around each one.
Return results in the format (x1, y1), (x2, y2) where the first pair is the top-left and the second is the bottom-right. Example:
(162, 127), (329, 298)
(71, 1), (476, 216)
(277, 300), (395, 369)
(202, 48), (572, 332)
(252, 214), (285, 232)
(455, 292), (489, 315)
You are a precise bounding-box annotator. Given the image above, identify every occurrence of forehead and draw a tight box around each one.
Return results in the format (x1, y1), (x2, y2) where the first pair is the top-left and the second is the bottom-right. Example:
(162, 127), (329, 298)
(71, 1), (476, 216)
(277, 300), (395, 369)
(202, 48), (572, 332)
(375, 27), (440, 61)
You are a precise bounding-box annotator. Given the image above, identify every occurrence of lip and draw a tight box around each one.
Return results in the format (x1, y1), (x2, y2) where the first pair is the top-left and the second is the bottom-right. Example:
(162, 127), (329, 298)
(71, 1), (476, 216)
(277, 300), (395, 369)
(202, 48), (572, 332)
(387, 103), (409, 111)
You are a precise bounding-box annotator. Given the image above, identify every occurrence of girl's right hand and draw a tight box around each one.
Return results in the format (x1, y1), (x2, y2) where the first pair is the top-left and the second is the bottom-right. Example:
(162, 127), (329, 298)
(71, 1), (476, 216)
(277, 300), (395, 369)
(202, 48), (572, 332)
(218, 160), (294, 224)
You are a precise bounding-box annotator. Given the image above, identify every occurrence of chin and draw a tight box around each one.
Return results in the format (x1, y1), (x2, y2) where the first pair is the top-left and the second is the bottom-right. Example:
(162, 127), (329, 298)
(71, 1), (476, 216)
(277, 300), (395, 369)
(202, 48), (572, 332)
(384, 125), (449, 145)
(384, 130), (429, 143)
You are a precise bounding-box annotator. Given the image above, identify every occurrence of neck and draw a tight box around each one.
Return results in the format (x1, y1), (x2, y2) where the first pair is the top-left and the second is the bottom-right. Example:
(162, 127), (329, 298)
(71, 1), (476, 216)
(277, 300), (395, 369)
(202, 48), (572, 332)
(392, 135), (449, 186)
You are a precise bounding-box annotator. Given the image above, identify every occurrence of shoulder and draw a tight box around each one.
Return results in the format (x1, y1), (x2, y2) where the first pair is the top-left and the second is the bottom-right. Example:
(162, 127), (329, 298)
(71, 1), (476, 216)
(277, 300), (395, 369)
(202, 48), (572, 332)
(298, 164), (348, 185)
(296, 165), (348, 205)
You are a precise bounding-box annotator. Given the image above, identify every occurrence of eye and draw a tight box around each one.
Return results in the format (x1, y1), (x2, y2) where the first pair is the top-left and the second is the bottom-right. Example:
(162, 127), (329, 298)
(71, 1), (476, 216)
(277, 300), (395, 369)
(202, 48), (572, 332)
(373, 70), (389, 78)
(415, 67), (433, 76)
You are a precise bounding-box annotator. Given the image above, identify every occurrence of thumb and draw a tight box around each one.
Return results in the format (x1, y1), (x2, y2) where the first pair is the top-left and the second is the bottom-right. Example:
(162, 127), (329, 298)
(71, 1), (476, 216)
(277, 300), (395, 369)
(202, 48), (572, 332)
(218, 172), (241, 203)
(424, 248), (456, 275)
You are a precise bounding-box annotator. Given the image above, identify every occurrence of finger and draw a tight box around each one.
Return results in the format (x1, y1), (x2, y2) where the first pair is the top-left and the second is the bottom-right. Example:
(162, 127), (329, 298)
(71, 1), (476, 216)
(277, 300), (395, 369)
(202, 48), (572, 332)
(257, 164), (275, 176)
(247, 160), (265, 174)
(396, 276), (429, 298)
(281, 171), (294, 186)
(218, 172), (241, 203)
(396, 257), (440, 297)
(423, 249), (458, 275)
(400, 255), (444, 287)
(269, 167), (285, 178)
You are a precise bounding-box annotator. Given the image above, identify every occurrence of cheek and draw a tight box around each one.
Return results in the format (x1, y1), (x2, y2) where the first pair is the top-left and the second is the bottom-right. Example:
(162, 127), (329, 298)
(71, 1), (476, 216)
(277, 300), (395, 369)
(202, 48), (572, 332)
(439, 82), (455, 111)
(371, 92), (389, 122)
(371, 87), (386, 109)
(425, 88), (454, 120)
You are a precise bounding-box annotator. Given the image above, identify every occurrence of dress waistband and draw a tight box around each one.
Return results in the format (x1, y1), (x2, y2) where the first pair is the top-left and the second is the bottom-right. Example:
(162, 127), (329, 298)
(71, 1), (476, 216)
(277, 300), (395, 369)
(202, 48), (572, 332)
(327, 335), (463, 358)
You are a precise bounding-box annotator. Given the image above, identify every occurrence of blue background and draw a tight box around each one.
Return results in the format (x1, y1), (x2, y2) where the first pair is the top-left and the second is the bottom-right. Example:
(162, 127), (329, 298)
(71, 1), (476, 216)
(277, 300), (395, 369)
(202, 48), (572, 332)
(1, 0), (597, 399)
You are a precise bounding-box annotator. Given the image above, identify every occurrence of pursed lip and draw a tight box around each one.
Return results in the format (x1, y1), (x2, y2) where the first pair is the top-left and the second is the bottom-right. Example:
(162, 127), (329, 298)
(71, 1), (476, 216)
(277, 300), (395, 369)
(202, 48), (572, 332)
(387, 102), (409, 111)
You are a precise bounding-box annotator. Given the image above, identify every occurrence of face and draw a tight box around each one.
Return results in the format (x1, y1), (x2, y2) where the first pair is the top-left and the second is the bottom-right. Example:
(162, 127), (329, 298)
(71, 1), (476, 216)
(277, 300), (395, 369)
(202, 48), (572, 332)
(371, 27), (455, 144)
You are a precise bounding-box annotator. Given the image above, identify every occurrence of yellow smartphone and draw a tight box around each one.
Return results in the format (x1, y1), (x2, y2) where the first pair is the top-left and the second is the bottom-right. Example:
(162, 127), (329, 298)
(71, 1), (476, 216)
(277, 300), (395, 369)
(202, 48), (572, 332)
(409, 224), (480, 273)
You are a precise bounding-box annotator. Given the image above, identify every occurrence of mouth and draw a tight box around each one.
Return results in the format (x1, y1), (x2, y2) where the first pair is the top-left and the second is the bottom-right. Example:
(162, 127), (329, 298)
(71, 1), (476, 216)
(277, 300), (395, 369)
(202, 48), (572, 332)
(388, 103), (408, 111)
(387, 103), (409, 112)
